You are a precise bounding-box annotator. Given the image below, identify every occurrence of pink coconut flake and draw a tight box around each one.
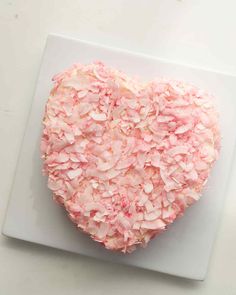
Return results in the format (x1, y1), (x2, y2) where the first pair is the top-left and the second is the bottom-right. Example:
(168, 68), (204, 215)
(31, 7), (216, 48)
(67, 168), (82, 180)
(41, 61), (220, 253)
(89, 111), (107, 121)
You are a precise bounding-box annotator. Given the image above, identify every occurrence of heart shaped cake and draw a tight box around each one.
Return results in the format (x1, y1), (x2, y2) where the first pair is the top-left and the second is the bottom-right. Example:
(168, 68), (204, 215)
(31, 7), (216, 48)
(41, 62), (220, 253)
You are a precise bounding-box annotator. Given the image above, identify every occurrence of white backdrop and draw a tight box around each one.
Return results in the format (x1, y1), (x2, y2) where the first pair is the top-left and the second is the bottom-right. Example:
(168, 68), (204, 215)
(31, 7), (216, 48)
(0, 0), (236, 294)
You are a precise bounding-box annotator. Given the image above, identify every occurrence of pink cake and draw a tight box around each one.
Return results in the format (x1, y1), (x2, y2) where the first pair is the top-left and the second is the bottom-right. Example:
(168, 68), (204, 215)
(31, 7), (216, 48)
(41, 62), (220, 253)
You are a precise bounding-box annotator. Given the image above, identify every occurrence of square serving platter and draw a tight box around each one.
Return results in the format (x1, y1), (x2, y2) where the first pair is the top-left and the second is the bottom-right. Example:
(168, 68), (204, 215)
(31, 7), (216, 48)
(3, 34), (236, 280)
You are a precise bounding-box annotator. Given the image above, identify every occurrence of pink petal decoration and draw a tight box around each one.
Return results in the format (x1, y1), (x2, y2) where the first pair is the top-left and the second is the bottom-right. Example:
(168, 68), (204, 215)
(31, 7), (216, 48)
(41, 61), (220, 253)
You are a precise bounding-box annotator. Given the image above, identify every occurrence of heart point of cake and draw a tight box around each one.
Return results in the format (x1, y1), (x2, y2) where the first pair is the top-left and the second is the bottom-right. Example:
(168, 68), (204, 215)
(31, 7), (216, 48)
(41, 61), (220, 253)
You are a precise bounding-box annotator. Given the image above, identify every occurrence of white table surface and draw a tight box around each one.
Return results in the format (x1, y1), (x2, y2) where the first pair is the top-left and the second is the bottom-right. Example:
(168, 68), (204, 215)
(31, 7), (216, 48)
(0, 0), (236, 294)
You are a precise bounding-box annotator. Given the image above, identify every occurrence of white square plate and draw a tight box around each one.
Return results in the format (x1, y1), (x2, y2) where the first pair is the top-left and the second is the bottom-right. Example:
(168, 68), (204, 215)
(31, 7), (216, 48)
(3, 34), (236, 280)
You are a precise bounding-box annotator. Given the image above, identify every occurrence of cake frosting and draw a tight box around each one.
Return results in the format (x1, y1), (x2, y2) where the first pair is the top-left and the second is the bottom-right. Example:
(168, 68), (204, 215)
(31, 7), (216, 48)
(41, 61), (220, 253)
